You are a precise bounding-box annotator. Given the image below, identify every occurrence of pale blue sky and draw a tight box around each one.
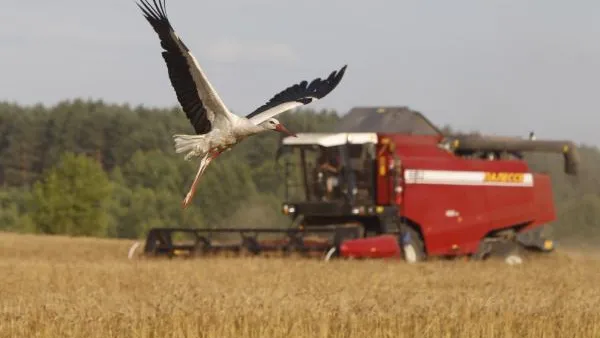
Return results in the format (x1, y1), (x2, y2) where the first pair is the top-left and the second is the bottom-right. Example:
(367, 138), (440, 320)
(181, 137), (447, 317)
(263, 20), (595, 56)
(2, 1), (599, 145)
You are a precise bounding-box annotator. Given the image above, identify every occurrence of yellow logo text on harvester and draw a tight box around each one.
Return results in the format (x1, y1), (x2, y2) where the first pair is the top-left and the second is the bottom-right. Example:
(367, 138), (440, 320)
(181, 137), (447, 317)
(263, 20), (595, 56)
(483, 172), (524, 183)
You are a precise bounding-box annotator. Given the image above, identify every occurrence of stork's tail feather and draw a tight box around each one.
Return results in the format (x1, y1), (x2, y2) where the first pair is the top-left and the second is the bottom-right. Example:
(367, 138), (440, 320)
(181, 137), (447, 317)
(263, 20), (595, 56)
(173, 134), (207, 160)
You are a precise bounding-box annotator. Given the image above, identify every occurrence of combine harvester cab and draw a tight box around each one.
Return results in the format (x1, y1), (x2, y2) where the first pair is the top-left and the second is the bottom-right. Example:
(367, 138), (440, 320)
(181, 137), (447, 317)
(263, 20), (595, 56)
(276, 106), (580, 264)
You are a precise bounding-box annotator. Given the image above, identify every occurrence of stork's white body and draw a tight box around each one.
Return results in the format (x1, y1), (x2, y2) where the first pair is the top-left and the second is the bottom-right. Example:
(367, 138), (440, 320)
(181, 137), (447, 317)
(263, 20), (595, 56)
(172, 117), (267, 207)
(137, 0), (347, 208)
(173, 115), (262, 160)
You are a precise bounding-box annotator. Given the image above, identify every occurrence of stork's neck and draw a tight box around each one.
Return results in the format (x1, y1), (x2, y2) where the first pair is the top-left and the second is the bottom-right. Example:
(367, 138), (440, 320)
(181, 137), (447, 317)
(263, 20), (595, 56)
(235, 119), (266, 137)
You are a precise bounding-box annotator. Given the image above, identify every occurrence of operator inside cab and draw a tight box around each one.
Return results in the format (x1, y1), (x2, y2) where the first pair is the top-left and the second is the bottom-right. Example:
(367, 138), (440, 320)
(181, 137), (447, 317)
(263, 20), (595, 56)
(316, 148), (341, 201)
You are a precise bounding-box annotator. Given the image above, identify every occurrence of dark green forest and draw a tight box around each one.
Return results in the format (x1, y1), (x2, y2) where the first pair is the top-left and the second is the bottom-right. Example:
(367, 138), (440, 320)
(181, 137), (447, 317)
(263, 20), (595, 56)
(0, 99), (598, 245)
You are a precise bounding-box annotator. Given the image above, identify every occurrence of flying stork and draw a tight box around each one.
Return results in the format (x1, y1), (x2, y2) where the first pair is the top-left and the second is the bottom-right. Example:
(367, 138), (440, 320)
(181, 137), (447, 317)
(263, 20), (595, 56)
(136, 0), (347, 209)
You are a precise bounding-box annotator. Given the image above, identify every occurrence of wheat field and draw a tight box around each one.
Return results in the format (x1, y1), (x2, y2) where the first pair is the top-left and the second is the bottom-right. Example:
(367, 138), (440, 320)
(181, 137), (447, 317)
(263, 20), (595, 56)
(0, 232), (599, 338)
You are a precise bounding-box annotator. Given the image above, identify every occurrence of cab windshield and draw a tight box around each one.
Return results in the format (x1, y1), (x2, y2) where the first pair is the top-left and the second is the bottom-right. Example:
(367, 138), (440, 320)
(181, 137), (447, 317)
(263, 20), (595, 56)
(279, 142), (376, 204)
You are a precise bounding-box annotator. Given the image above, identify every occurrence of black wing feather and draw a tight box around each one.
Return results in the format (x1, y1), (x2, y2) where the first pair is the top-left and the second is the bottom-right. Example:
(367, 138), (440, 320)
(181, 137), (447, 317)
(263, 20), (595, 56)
(137, 0), (212, 134)
(245, 65), (347, 119)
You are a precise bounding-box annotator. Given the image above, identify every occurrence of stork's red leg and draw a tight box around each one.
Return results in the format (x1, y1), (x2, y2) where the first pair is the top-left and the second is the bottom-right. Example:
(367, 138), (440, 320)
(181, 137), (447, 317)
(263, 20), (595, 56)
(182, 150), (223, 209)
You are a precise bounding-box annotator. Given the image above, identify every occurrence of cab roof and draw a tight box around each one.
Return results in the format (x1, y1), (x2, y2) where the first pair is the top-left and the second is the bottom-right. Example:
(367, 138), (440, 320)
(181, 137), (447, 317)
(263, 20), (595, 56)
(281, 132), (378, 147)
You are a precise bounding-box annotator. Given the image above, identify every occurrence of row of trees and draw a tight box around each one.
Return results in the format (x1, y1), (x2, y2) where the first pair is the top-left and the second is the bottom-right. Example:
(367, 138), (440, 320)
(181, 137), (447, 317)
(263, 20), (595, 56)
(0, 99), (598, 243)
(0, 99), (339, 239)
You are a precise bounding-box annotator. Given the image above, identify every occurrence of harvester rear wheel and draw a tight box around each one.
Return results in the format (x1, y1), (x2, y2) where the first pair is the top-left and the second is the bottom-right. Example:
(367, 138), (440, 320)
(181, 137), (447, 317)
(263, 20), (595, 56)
(473, 238), (524, 265)
(494, 240), (523, 265)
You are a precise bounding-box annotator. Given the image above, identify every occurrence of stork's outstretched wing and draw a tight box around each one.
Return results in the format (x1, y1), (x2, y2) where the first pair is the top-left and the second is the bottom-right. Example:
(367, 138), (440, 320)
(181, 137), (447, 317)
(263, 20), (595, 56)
(137, 0), (233, 134)
(245, 65), (347, 125)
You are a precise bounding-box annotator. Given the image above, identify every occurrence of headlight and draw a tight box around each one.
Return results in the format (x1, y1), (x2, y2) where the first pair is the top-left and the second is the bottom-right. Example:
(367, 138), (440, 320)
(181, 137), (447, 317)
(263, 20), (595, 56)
(282, 204), (296, 214)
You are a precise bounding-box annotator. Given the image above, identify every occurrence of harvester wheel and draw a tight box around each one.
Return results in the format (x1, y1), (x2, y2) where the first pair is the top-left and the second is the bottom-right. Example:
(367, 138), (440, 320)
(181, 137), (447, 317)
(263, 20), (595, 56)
(474, 238), (524, 265)
(400, 225), (426, 263)
(495, 240), (524, 265)
(504, 254), (523, 266)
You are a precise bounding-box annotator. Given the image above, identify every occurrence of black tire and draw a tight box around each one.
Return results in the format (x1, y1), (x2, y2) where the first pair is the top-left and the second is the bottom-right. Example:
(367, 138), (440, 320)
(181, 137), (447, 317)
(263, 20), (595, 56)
(473, 238), (524, 265)
(492, 240), (524, 265)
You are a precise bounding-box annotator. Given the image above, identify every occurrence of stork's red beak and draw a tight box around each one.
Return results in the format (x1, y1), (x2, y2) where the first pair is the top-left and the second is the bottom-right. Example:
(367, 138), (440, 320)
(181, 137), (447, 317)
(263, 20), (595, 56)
(275, 124), (297, 137)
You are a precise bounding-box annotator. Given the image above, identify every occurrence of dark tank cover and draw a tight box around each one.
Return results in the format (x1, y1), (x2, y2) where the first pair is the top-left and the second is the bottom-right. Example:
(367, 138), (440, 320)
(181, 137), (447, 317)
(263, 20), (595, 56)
(333, 106), (442, 136)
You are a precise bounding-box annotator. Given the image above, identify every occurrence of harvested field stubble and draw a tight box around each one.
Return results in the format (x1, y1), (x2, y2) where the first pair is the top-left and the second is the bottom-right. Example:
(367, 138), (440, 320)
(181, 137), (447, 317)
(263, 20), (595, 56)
(0, 232), (599, 337)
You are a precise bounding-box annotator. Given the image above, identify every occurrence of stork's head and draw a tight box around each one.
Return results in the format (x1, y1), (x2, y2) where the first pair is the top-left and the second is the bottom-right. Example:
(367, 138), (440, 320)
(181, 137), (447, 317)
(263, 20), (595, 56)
(260, 118), (297, 137)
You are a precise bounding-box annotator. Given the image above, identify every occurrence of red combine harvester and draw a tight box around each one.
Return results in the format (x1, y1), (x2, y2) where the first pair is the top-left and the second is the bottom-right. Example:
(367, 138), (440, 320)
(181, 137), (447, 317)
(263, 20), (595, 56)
(140, 107), (579, 264)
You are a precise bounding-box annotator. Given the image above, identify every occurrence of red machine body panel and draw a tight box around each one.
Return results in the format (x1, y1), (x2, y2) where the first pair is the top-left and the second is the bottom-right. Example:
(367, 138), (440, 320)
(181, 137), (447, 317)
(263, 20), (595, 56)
(339, 235), (402, 259)
(374, 133), (557, 256)
(526, 174), (556, 228)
